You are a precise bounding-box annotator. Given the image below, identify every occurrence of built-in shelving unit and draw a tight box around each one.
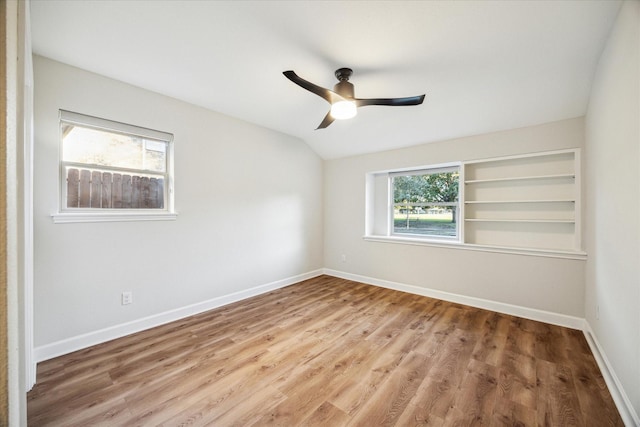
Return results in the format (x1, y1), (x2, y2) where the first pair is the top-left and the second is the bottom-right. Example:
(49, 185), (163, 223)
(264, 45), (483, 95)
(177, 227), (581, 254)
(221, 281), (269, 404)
(463, 149), (580, 252)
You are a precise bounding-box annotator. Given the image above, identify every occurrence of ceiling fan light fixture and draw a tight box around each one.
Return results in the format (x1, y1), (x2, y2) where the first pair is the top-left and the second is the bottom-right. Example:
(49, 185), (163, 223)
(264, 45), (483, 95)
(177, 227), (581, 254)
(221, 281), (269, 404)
(283, 68), (424, 129)
(330, 100), (357, 120)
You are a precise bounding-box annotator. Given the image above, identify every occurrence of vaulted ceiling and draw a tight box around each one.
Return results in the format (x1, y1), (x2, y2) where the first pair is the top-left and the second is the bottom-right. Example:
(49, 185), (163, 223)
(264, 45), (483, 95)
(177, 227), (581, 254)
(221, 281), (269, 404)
(30, 1), (621, 159)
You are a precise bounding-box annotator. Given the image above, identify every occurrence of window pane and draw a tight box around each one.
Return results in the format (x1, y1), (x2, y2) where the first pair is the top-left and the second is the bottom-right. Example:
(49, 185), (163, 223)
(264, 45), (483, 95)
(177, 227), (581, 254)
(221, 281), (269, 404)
(393, 171), (459, 237)
(62, 124), (167, 173)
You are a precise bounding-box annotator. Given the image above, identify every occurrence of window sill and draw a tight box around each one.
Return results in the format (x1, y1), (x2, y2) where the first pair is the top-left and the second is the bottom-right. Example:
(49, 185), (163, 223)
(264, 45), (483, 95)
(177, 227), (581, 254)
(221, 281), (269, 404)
(51, 211), (178, 224)
(363, 235), (587, 260)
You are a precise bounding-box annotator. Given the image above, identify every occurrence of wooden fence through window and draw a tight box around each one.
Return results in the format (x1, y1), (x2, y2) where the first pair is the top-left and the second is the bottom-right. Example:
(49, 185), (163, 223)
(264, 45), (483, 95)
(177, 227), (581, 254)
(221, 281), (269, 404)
(66, 168), (164, 209)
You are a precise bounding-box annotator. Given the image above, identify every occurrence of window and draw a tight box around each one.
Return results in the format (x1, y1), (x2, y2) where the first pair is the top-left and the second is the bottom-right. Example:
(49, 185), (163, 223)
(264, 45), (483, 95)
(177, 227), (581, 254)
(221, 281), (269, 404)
(390, 166), (460, 239)
(56, 110), (175, 222)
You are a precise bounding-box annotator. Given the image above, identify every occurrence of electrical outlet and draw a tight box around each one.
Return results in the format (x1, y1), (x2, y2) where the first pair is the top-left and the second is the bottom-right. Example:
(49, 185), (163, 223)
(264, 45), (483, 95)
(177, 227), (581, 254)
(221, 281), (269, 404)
(122, 291), (133, 305)
(596, 304), (600, 320)
(340, 254), (347, 263)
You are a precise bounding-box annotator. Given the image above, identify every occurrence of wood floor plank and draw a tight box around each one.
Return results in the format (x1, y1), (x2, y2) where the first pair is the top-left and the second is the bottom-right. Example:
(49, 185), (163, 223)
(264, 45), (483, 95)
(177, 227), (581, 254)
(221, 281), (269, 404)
(394, 402), (445, 427)
(445, 358), (499, 425)
(27, 275), (624, 426)
(399, 328), (478, 421)
(567, 350), (625, 426)
(535, 323), (571, 365)
(254, 339), (378, 425)
(327, 324), (423, 416)
(54, 397), (135, 427)
(299, 401), (351, 427)
(505, 322), (537, 359)
(27, 373), (117, 425)
(536, 359), (586, 426)
(498, 350), (537, 410)
(492, 398), (537, 426)
(473, 333), (508, 367)
(206, 385), (288, 427)
(345, 350), (432, 426)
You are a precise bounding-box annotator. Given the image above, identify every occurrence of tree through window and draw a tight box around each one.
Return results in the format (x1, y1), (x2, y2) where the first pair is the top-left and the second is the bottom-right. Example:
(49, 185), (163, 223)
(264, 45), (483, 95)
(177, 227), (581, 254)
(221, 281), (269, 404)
(391, 167), (460, 238)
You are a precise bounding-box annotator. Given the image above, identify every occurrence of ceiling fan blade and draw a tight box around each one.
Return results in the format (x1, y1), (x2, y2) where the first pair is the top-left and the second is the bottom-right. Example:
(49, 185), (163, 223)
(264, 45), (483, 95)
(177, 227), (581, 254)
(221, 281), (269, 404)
(283, 70), (345, 104)
(316, 111), (335, 130)
(355, 94), (425, 107)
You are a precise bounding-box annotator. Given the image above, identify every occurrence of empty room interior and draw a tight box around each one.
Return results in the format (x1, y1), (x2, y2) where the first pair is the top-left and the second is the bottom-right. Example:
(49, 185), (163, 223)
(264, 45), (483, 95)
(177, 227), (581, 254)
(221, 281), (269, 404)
(2, 0), (639, 425)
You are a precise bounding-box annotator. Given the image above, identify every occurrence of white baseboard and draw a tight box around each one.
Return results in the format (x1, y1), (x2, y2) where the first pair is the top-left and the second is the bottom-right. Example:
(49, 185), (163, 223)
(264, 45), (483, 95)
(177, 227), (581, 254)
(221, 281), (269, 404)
(323, 269), (585, 329)
(583, 322), (640, 427)
(34, 269), (324, 363)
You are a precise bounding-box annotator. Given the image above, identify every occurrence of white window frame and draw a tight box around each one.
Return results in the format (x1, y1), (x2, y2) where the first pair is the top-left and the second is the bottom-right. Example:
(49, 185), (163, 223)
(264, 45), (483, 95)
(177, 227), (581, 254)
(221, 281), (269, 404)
(52, 110), (177, 223)
(389, 165), (461, 242)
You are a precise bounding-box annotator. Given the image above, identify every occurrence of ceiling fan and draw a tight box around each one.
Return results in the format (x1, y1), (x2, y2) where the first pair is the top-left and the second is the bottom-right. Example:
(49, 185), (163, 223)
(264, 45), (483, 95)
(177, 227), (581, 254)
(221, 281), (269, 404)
(283, 68), (425, 129)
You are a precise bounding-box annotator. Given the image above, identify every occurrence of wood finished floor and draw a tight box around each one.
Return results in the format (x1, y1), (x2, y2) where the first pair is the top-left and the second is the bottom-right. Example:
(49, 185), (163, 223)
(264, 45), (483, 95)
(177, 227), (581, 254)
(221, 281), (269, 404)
(28, 275), (623, 426)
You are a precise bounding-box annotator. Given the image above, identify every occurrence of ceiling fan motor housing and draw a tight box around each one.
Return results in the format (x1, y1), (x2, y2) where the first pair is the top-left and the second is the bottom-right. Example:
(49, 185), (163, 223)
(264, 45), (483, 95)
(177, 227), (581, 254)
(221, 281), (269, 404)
(334, 68), (355, 98)
(334, 81), (355, 98)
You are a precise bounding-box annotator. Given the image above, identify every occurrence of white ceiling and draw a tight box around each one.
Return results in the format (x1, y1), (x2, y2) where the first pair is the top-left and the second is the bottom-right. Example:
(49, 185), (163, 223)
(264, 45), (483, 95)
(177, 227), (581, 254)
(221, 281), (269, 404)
(30, 1), (621, 159)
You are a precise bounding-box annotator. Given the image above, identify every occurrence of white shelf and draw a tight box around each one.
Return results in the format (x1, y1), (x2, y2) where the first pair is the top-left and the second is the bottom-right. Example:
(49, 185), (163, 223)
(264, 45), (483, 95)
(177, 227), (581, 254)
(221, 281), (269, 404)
(464, 173), (575, 184)
(465, 219), (575, 224)
(465, 199), (575, 204)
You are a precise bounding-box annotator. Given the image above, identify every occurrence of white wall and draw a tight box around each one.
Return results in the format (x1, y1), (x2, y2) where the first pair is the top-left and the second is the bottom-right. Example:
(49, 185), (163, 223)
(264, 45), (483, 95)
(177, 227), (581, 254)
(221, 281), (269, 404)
(324, 118), (586, 317)
(585, 0), (640, 422)
(33, 56), (323, 353)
